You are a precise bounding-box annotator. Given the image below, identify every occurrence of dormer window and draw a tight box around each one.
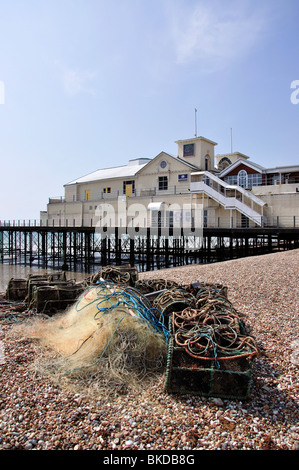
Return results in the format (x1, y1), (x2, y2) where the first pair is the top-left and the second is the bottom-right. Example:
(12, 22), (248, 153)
(218, 156), (232, 170)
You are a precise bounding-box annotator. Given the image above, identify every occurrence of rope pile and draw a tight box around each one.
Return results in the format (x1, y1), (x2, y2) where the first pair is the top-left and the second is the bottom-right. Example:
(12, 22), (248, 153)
(0, 300), (38, 324)
(153, 287), (196, 321)
(89, 266), (138, 287)
(90, 267), (131, 285)
(135, 279), (180, 294)
(171, 289), (258, 369)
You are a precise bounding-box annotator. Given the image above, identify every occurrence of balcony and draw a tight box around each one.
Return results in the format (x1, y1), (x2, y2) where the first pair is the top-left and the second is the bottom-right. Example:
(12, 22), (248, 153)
(48, 185), (191, 205)
(49, 196), (65, 204)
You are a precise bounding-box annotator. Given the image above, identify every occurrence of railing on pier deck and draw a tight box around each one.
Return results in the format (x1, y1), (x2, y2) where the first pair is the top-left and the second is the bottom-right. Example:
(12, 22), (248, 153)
(1, 214), (299, 229)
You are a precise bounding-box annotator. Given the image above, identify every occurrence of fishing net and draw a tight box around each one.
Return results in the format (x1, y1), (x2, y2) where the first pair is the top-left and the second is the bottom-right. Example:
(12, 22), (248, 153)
(15, 280), (168, 395)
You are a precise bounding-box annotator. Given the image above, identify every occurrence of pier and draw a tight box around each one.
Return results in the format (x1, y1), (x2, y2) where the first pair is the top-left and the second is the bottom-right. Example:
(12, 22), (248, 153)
(0, 223), (298, 273)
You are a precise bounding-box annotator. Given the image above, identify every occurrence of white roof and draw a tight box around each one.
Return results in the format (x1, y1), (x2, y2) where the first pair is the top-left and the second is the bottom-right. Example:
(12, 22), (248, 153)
(65, 161), (150, 186)
(264, 164), (299, 173)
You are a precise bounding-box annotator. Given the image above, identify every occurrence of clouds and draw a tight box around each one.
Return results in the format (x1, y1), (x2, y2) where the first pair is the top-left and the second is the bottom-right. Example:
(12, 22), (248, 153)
(167, 0), (268, 72)
(61, 66), (97, 97)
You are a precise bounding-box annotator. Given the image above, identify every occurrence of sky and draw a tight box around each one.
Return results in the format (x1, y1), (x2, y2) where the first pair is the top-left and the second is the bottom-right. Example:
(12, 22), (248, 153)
(0, 0), (299, 220)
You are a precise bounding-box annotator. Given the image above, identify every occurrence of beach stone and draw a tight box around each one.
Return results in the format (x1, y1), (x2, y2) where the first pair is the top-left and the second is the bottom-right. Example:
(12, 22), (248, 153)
(0, 249), (298, 451)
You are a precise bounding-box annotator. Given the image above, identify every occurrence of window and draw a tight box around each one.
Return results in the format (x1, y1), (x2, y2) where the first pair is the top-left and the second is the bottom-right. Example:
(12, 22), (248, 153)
(241, 214), (249, 228)
(103, 187), (111, 193)
(123, 180), (135, 196)
(183, 143), (195, 157)
(225, 172), (262, 188)
(238, 170), (248, 188)
(203, 209), (208, 228)
(224, 175), (238, 185)
(271, 175), (280, 185)
(218, 156), (232, 170)
(85, 190), (90, 201)
(205, 155), (210, 171)
(169, 211), (174, 228)
(248, 173), (262, 188)
(151, 210), (165, 227)
(158, 176), (168, 191)
(203, 175), (210, 186)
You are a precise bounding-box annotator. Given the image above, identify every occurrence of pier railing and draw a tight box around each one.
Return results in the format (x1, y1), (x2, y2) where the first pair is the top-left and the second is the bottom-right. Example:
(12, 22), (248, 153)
(1, 215), (299, 229)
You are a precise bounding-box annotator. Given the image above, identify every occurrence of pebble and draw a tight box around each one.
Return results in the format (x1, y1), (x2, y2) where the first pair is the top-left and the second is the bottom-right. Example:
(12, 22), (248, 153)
(0, 249), (298, 450)
(125, 440), (134, 447)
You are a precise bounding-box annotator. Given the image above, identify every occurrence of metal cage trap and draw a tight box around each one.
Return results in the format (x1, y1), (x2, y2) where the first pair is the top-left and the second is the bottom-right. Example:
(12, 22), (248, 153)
(164, 295), (259, 400)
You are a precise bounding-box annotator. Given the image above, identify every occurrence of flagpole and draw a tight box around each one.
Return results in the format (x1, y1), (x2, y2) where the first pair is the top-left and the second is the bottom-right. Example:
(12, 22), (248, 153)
(195, 108), (197, 137)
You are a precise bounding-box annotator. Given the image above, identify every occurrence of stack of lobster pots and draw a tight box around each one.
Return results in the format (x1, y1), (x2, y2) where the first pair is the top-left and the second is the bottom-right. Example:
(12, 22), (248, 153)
(151, 281), (259, 400)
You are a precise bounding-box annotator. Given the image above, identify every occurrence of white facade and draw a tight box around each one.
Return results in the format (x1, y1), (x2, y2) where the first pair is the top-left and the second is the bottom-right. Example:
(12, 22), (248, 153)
(40, 136), (299, 229)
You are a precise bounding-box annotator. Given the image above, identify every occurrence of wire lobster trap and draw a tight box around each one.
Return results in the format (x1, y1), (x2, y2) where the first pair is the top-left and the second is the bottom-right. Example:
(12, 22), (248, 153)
(152, 287), (197, 323)
(164, 302), (259, 400)
(90, 265), (138, 287)
(31, 282), (86, 314)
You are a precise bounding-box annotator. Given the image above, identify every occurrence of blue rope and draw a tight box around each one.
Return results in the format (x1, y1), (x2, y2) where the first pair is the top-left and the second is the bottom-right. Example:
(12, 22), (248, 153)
(74, 280), (169, 342)
(187, 328), (220, 369)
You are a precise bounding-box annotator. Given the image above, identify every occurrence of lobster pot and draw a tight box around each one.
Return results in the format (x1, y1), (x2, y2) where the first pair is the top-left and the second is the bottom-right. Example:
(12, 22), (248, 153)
(27, 279), (74, 303)
(27, 279), (51, 303)
(91, 265), (138, 286)
(152, 288), (196, 322)
(195, 283), (228, 298)
(27, 272), (66, 281)
(6, 278), (28, 301)
(164, 314), (258, 400)
(135, 279), (180, 294)
(47, 272), (67, 282)
(26, 272), (68, 303)
(26, 272), (66, 290)
(32, 283), (85, 314)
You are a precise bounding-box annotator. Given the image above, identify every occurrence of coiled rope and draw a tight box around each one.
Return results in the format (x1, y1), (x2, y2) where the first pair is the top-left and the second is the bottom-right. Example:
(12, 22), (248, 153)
(172, 295), (258, 368)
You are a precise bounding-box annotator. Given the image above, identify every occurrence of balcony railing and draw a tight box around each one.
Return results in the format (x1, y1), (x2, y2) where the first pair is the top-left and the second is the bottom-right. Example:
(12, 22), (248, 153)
(48, 197), (65, 204)
(48, 184), (191, 204)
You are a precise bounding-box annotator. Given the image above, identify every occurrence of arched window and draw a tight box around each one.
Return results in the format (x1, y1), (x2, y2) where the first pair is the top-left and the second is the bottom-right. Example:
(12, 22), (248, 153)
(205, 155), (210, 171)
(218, 156), (232, 170)
(238, 169), (248, 188)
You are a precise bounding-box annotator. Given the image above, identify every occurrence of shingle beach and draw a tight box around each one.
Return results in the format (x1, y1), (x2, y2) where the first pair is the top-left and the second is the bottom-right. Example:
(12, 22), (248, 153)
(0, 249), (298, 451)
